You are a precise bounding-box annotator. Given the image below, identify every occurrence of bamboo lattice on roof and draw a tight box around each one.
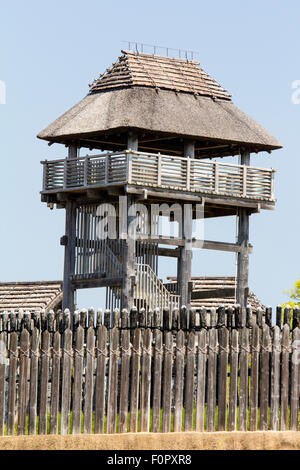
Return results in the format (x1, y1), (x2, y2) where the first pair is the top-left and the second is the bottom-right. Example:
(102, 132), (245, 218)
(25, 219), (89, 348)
(89, 50), (232, 100)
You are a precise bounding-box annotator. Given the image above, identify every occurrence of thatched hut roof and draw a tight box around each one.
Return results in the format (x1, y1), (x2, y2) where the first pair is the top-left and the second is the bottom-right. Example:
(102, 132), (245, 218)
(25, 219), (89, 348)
(37, 50), (282, 157)
(167, 276), (264, 311)
(0, 281), (63, 313)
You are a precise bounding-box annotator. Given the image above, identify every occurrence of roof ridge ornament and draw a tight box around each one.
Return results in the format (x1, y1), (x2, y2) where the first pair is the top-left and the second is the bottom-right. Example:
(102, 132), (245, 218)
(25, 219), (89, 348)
(121, 41), (200, 61)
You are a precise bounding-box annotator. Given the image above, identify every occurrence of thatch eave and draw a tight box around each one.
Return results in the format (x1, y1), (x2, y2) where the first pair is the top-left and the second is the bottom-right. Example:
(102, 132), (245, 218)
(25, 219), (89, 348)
(37, 87), (282, 154)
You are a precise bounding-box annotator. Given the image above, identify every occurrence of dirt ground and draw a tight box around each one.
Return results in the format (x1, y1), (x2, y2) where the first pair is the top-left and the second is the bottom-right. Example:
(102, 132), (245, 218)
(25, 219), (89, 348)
(0, 431), (299, 450)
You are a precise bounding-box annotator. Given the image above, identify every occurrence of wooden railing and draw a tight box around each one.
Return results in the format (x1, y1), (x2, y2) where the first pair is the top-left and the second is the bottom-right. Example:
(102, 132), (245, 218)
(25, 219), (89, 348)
(135, 264), (180, 311)
(42, 150), (275, 201)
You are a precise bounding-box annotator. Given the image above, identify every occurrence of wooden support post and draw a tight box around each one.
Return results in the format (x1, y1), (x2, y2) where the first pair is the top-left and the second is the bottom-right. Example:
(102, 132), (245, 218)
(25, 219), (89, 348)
(127, 131), (138, 151)
(177, 140), (195, 308)
(236, 151), (250, 308)
(62, 145), (78, 313)
(178, 203), (193, 308)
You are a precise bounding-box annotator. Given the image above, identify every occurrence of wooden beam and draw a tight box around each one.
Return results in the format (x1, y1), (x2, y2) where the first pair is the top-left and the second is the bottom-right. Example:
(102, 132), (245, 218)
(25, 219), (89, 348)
(135, 235), (253, 253)
(157, 247), (180, 258)
(72, 277), (123, 289)
(62, 145), (78, 313)
(191, 288), (236, 300)
(236, 151), (251, 309)
(121, 193), (136, 310)
(178, 203), (193, 308)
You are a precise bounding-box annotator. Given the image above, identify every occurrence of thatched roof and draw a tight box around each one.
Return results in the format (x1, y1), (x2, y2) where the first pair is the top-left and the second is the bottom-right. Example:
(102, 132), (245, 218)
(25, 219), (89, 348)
(0, 281), (63, 313)
(167, 276), (264, 310)
(37, 50), (281, 157)
(89, 50), (232, 100)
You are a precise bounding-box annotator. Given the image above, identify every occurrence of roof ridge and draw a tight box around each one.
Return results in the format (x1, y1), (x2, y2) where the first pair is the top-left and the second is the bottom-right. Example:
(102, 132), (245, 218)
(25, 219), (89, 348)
(88, 50), (232, 100)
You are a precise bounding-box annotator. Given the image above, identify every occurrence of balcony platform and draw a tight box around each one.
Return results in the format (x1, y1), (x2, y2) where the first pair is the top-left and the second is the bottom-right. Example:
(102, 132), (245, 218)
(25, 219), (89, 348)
(41, 150), (275, 213)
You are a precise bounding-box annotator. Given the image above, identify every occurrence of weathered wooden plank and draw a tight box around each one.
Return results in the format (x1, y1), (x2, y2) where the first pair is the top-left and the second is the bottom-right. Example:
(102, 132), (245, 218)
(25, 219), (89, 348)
(50, 331), (61, 434)
(173, 330), (185, 433)
(249, 324), (260, 431)
(228, 329), (238, 431)
(38, 330), (50, 435)
(184, 331), (195, 431)
(207, 328), (218, 432)
(130, 329), (141, 433)
(259, 324), (271, 430)
(162, 331), (173, 433)
(83, 326), (95, 434)
(28, 326), (39, 435)
(140, 329), (152, 432)
(7, 332), (18, 435)
(217, 326), (229, 431)
(0, 331), (7, 436)
(280, 324), (290, 431)
(18, 328), (30, 435)
(61, 327), (73, 435)
(270, 325), (280, 430)
(152, 329), (163, 433)
(94, 325), (107, 434)
(238, 327), (249, 431)
(107, 327), (119, 434)
(290, 327), (300, 431)
(72, 325), (84, 434)
(119, 328), (131, 433)
(195, 329), (207, 432)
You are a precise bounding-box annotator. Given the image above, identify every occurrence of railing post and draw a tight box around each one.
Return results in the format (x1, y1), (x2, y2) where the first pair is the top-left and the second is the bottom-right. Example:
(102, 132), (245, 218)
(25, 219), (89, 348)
(105, 155), (109, 185)
(127, 152), (132, 184)
(63, 159), (68, 189)
(186, 156), (190, 191)
(84, 155), (89, 187)
(42, 162), (47, 191)
(242, 165), (247, 197)
(271, 169), (275, 200)
(157, 153), (161, 186)
(214, 162), (219, 193)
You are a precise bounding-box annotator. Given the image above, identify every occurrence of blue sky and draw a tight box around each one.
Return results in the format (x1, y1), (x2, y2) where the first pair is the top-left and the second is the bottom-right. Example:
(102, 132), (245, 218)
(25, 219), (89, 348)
(0, 0), (299, 309)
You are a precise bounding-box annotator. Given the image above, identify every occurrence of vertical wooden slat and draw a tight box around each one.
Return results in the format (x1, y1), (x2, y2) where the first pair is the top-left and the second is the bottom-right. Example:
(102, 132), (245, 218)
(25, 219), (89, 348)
(217, 326), (229, 431)
(0, 331), (7, 436)
(249, 323), (260, 431)
(207, 328), (217, 432)
(119, 328), (130, 433)
(50, 331), (61, 434)
(173, 330), (185, 432)
(162, 331), (173, 433)
(7, 332), (18, 435)
(72, 325), (84, 434)
(270, 325), (280, 430)
(140, 329), (152, 432)
(130, 329), (141, 433)
(280, 324), (290, 431)
(259, 324), (271, 430)
(107, 327), (119, 434)
(94, 325), (107, 434)
(184, 331), (195, 431)
(238, 327), (249, 431)
(83, 326), (95, 434)
(38, 329), (50, 435)
(195, 329), (207, 432)
(61, 327), (73, 435)
(290, 327), (300, 431)
(28, 328), (39, 435)
(18, 328), (30, 435)
(152, 329), (162, 433)
(228, 329), (238, 431)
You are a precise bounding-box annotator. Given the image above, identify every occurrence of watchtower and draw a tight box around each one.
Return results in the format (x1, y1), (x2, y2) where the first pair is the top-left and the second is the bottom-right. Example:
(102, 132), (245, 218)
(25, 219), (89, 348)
(38, 48), (281, 313)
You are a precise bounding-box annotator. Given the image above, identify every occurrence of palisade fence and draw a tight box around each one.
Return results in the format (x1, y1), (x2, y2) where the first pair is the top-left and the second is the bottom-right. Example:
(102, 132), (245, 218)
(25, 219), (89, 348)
(0, 304), (299, 436)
